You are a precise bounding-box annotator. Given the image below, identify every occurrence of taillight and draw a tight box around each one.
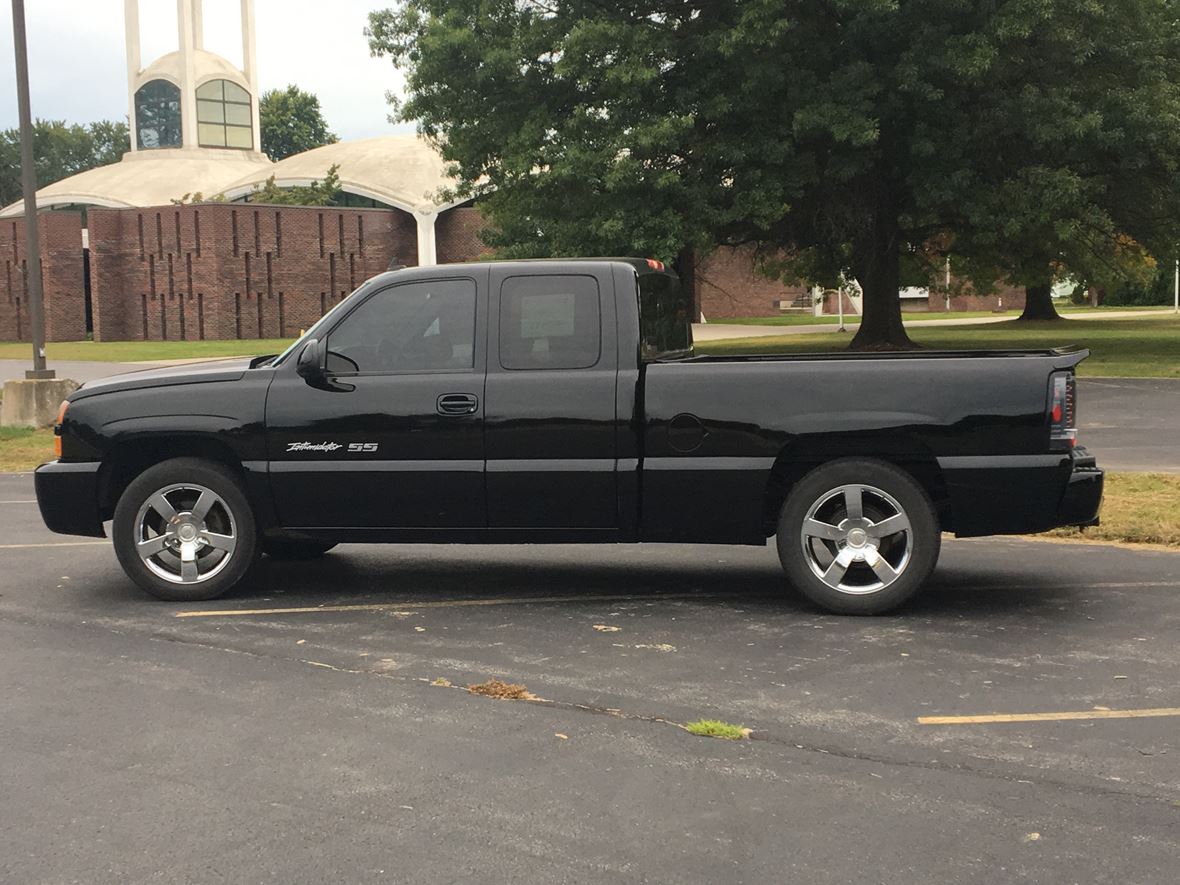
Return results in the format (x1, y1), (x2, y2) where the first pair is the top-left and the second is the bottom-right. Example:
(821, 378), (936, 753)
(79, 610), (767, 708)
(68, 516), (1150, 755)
(645, 258), (665, 271)
(53, 400), (68, 459)
(1048, 372), (1077, 450)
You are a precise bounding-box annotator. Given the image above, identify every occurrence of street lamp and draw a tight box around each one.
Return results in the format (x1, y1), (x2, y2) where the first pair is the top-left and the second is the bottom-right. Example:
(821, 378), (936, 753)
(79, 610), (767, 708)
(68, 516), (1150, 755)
(9, 0), (54, 380)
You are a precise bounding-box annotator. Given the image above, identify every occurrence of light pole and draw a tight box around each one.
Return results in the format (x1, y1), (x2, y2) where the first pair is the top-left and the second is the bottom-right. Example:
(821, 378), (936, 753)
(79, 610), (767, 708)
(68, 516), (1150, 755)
(10, 0), (53, 380)
(945, 256), (951, 312)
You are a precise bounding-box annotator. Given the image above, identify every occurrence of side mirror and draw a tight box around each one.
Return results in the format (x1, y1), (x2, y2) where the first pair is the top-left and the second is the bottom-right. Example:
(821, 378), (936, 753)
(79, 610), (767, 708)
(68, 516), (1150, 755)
(296, 338), (327, 382)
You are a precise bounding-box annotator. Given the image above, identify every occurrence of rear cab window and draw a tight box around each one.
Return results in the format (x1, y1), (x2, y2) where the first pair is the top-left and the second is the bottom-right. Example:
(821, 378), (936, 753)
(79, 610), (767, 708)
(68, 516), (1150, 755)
(499, 275), (601, 370)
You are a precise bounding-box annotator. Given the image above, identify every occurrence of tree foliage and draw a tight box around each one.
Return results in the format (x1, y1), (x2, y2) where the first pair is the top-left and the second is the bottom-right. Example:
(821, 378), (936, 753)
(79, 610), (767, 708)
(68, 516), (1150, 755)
(259, 84), (338, 161)
(247, 164), (344, 205)
(369, 1), (1180, 348)
(172, 165), (343, 206)
(0, 118), (129, 206)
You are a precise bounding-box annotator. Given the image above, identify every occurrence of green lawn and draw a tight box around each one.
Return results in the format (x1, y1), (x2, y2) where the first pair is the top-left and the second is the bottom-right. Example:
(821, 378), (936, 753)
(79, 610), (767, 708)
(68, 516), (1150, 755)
(695, 316), (1180, 378)
(0, 426), (54, 473)
(1050, 473), (1180, 547)
(0, 339), (293, 363)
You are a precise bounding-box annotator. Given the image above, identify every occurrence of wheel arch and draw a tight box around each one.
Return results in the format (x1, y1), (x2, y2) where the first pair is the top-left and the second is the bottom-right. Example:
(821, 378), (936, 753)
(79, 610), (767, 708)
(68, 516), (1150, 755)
(761, 433), (950, 536)
(98, 434), (248, 520)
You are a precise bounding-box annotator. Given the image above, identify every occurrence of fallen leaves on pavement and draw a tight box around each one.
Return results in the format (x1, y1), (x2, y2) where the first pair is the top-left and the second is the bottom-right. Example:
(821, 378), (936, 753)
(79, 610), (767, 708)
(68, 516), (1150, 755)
(467, 678), (537, 700)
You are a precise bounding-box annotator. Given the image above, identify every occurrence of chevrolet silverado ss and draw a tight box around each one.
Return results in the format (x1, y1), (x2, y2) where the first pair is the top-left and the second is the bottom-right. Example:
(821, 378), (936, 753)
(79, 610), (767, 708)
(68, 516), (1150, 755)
(34, 259), (1103, 614)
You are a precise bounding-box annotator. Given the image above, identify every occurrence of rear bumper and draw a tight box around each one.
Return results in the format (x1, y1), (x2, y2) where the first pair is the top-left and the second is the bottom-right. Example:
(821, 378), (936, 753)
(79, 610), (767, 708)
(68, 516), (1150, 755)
(1056, 449), (1103, 528)
(34, 460), (105, 538)
(938, 448), (1103, 538)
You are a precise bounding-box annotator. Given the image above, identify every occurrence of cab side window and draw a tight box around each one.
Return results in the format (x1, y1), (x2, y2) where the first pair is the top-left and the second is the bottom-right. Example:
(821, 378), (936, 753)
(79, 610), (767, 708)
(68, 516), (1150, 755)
(326, 279), (476, 374)
(499, 275), (600, 370)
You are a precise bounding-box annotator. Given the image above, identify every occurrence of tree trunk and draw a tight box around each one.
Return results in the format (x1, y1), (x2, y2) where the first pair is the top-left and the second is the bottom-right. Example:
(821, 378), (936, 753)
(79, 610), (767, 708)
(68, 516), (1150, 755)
(673, 246), (698, 321)
(849, 209), (915, 350)
(1018, 281), (1061, 320)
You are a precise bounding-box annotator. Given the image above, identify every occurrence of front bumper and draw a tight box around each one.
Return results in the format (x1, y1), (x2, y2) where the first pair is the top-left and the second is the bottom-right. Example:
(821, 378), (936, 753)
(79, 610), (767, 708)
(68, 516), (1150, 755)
(34, 460), (105, 538)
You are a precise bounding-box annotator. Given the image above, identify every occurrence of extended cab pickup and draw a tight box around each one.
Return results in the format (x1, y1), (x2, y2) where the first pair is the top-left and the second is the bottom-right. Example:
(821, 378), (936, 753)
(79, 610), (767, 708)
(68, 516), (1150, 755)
(35, 258), (1103, 614)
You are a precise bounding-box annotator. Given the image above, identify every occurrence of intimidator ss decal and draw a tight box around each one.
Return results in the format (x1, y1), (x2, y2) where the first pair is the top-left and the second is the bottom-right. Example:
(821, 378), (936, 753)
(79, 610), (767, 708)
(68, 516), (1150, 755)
(285, 442), (380, 454)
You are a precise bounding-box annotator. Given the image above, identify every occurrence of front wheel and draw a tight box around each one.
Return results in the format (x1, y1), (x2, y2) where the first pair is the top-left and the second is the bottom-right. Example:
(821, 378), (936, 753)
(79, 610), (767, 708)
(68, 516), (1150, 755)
(776, 458), (940, 615)
(112, 458), (259, 602)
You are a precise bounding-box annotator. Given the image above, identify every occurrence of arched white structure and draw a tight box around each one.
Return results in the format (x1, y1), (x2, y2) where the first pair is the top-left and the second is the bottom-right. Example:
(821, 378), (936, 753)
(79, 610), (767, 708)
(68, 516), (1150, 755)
(221, 135), (469, 266)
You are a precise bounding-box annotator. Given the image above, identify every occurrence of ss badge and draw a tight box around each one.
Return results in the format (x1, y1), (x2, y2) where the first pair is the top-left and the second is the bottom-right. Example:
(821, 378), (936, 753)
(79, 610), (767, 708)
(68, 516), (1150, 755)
(347, 443), (379, 453)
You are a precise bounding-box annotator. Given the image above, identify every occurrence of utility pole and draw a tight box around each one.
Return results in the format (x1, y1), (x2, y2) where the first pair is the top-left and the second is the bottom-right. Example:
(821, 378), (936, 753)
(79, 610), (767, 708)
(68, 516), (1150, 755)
(10, 0), (54, 380)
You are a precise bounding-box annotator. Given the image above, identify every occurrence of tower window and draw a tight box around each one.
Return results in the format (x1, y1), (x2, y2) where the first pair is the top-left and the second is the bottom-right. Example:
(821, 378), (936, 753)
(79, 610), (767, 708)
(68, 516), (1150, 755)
(196, 80), (253, 150)
(135, 79), (182, 149)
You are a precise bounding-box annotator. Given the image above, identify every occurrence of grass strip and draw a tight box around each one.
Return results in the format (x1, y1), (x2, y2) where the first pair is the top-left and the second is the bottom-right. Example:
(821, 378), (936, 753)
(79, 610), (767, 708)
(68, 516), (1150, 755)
(0, 426), (53, 473)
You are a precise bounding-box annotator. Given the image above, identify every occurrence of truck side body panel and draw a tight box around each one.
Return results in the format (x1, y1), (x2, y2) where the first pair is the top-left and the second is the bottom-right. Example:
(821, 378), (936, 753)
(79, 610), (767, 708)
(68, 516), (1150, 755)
(640, 352), (1083, 542)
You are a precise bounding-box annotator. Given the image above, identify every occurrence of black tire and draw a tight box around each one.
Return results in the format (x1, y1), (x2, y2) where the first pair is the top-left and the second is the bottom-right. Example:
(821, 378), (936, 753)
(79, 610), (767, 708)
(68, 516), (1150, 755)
(262, 538), (337, 560)
(776, 458), (940, 615)
(112, 457), (259, 602)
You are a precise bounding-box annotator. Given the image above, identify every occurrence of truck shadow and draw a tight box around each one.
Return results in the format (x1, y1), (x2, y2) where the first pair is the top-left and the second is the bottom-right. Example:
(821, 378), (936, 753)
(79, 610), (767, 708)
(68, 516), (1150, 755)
(233, 546), (1079, 619)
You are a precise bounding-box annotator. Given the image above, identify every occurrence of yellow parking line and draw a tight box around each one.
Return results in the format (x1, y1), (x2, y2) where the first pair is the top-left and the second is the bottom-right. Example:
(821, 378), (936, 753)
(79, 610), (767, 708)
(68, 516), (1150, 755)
(175, 591), (718, 618)
(919, 707), (1180, 725)
(0, 541), (108, 549)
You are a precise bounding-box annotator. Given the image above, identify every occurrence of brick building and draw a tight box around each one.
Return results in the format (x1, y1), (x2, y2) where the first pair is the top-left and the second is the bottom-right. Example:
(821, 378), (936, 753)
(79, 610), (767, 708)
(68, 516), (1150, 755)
(0, 213), (87, 342)
(88, 203), (419, 341)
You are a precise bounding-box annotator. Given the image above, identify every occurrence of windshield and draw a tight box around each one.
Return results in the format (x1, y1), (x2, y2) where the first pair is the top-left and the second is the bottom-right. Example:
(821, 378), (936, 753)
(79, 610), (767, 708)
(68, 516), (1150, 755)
(271, 293), (358, 367)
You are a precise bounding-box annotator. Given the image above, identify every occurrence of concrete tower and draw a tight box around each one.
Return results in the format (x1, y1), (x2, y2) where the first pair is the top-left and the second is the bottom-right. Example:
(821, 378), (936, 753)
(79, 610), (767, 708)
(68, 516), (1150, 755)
(124, 0), (265, 161)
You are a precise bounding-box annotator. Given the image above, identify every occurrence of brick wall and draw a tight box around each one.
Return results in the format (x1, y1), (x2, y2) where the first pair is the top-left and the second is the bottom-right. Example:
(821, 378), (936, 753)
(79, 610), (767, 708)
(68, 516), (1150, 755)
(0, 213), (86, 342)
(696, 245), (1030, 318)
(436, 207), (493, 264)
(913, 282), (1026, 313)
(88, 203), (418, 342)
(696, 245), (810, 320)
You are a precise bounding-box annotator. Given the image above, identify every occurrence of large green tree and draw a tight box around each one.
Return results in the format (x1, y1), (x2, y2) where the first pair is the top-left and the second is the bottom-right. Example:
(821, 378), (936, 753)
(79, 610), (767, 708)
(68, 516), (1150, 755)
(936, 1), (1180, 322)
(0, 118), (128, 207)
(369, 1), (1180, 348)
(259, 85), (338, 161)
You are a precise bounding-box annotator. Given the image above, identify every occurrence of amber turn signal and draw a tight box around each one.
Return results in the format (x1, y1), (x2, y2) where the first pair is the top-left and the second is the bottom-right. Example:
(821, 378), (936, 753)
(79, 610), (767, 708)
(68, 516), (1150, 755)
(53, 400), (68, 458)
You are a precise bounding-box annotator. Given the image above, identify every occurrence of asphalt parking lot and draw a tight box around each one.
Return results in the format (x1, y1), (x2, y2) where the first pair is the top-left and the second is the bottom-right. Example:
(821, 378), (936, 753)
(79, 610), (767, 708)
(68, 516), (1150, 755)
(2, 471), (1180, 883)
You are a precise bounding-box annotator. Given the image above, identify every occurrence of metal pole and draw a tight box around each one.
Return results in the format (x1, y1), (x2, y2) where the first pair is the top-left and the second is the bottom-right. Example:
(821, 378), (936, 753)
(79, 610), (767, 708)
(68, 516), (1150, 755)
(837, 288), (845, 332)
(1174, 257), (1178, 315)
(10, 0), (53, 380)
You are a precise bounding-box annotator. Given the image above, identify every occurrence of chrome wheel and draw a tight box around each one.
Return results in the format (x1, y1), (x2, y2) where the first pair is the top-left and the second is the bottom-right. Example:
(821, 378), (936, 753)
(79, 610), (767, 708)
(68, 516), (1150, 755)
(799, 483), (912, 595)
(133, 483), (238, 585)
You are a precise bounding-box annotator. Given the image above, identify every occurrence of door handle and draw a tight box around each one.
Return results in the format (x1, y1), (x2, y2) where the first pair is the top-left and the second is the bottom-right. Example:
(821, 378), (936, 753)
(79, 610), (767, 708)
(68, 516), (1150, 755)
(437, 393), (479, 416)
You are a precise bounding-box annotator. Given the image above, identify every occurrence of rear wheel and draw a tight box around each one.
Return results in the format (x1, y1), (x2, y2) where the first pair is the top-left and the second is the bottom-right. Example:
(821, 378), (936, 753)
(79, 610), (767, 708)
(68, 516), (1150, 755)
(112, 458), (258, 602)
(776, 458), (940, 615)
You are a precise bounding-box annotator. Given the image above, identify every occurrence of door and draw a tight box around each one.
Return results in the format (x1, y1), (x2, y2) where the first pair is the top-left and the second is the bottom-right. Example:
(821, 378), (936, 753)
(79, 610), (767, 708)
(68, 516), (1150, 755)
(265, 274), (487, 530)
(484, 269), (619, 529)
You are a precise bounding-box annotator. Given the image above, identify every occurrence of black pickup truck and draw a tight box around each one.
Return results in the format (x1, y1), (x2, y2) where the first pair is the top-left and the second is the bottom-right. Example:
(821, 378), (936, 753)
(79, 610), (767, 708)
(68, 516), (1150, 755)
(35, 258), (1103, 614)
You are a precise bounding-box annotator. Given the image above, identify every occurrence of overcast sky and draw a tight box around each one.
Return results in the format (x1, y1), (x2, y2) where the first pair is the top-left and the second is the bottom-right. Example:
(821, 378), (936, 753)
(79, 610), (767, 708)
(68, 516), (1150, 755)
(0, 0), (413, 140)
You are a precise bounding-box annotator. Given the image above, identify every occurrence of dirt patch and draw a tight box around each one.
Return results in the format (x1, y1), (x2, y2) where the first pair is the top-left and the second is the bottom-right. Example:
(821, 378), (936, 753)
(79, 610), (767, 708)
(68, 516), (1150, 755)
(467, 678), (537, 700)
